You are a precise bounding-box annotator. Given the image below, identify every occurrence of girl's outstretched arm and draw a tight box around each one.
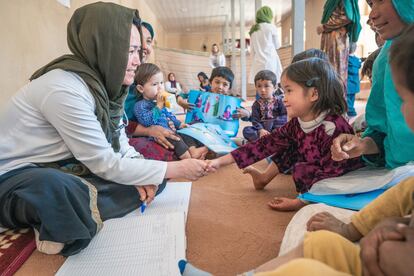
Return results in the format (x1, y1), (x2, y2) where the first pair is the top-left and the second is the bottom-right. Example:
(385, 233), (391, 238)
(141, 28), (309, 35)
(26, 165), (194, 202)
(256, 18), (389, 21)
(207, 154), (235, 172)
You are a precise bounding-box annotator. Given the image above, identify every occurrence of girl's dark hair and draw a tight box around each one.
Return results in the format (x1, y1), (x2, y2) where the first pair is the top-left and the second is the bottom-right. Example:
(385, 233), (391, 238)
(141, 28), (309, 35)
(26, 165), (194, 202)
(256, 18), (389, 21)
(210, 66), (234, 88)
(134, 63), (161, 87)
(254, 70), (278, 86)
(361, 47), (381, 81)
(283, 57), (347, 116)
(390, 24), (414, 93)
(197, 72), (209, 80)
(291, 48), (328, 63)
(167, 72), (175, 81)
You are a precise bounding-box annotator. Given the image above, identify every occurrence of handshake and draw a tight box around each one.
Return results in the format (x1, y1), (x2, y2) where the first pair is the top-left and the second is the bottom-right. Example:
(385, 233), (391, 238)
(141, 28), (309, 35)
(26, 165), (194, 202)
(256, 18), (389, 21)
(199, 158), (225, 178)
(205, 159), (221, 173)
(180, 157), (225, 181)
(177, 151), (235, 181)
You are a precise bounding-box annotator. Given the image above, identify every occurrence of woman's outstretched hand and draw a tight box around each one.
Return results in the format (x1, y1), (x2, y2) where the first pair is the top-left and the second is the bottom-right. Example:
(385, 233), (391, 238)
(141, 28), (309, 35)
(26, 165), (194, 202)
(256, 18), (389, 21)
(331, 134), (380, 161)
(166, 159), (211, 181)
(179, 159), (211, 180)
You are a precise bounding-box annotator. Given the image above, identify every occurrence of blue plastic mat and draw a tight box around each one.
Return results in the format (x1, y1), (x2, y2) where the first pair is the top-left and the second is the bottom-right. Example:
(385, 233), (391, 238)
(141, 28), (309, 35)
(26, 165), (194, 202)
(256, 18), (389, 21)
(298, 189), (387, 211)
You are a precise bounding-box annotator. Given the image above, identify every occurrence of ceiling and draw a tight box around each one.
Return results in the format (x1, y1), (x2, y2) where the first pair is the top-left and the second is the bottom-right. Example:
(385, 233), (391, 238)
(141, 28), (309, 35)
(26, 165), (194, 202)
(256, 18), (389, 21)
(144, 0), (292, 33)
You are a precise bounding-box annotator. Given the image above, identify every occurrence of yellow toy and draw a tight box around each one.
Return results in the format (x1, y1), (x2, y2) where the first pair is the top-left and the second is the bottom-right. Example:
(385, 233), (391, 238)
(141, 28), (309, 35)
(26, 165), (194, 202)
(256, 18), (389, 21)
(160, 91), (171, 108)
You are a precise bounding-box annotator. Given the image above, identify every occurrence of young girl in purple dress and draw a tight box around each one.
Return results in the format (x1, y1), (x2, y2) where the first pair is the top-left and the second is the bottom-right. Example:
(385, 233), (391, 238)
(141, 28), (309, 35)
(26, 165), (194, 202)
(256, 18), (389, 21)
(207, 57), (364, 211)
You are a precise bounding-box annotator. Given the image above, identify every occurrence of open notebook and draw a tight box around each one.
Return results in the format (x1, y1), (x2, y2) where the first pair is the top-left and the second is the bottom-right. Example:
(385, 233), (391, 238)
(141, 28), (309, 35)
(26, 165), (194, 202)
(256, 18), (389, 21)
(56, 182), (192, 276)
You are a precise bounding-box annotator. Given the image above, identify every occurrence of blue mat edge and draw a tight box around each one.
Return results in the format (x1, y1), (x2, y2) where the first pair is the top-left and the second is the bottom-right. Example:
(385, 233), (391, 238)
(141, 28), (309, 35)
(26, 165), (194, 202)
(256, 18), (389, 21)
(298, 189), (387, 211)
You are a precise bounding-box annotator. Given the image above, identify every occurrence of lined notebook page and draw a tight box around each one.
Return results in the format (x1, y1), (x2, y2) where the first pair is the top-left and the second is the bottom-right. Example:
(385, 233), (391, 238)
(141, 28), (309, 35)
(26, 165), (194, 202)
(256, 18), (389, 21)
(125, 182), (192, 221)
(56, 212), (186, 276)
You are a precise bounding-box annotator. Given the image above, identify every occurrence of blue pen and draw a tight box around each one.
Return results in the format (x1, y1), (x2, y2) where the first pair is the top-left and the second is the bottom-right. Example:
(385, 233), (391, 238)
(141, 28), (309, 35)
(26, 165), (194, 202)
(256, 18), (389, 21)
(140, 200), (147, 213)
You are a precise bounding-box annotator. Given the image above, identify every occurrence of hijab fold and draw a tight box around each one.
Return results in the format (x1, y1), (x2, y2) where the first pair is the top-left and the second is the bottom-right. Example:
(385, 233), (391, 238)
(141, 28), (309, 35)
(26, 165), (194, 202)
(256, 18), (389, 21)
(249, 6), (273, 35)
(30, 2), (142, 152)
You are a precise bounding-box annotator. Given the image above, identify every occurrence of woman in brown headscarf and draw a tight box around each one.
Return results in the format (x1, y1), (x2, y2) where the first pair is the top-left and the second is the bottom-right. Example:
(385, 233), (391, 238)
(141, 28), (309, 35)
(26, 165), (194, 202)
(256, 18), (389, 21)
(317, 0), (361, 93)
(0, 2), (209, 256)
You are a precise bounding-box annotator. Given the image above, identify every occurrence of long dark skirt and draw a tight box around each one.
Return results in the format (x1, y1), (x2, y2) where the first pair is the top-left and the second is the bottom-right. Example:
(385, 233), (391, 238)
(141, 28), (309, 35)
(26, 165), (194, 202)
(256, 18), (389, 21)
(0, 167), (166, 256)
(126, 121), (177, 161)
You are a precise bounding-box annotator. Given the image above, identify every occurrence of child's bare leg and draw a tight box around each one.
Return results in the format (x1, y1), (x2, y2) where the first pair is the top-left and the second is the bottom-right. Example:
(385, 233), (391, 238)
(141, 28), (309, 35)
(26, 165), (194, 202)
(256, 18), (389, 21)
(306, 212), (362, 242)
(189, 146), (209, 160)
(268, 197), (307, 211)
(243, 162), (279, 190)
(179, 151), (192, 160)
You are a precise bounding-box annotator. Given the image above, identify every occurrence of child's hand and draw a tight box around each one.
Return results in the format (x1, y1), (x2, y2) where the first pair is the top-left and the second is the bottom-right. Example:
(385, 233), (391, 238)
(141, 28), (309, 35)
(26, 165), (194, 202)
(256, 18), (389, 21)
(180, 123), (188, 129)
(206, 159), (220, 172)
(156, 93), (165, 109)
(232, 108), (250, 119)
(186, 103), (195, 111)
(178, 100), (195, 111)
(259, 129), (270, 137)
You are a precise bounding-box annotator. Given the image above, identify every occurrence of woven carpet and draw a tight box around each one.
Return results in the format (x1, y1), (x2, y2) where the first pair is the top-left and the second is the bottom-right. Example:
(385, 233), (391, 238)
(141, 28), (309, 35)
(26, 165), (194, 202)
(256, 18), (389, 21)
(0, 228), (36, 276)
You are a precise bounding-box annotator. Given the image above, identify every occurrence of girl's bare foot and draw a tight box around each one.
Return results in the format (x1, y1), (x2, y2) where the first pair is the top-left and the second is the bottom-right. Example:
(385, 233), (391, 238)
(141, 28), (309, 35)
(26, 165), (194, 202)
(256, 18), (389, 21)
(243, 166), (271, 190)
(189, 146), (209, 160)
(267, 197), (306, 211)
(306, 212), (362, 242)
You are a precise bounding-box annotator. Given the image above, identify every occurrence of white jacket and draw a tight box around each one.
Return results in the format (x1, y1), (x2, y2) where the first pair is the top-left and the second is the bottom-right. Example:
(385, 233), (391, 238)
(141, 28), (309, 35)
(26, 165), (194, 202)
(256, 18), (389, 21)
(0, 69), (167, 185)
(165, 81), (182, 94)
(249, 22), (283, 84)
